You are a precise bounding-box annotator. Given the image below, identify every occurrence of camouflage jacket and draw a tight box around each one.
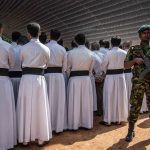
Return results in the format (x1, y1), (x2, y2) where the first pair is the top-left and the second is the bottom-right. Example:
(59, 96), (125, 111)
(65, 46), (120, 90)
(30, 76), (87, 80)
(124, 42), (150, 82)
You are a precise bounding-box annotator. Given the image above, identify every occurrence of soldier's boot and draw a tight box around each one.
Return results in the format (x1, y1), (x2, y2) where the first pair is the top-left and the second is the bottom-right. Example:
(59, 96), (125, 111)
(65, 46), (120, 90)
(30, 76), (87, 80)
(125, 129), (135, 142)
(125, 122), (135, 142)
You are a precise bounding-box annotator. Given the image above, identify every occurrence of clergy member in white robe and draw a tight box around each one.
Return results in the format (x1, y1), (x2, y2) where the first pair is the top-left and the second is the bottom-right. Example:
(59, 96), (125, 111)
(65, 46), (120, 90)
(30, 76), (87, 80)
(9, 32), (22, 105)
(45, 29), (67, 133)
(93, 42), (105, 116)
(122, 42), (133, 111)
(0, 44), (17, 150)
(102, 36), (128, 125)
(99, 40), (108, 55)
(67, 34), (94, 130)
(17, 22), (52, 146)
(90, 42), (100, 111)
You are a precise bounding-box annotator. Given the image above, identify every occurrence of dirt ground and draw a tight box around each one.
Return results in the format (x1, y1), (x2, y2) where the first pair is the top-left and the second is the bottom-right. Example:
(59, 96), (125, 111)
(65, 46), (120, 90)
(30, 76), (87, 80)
(15, 114), (150, 150)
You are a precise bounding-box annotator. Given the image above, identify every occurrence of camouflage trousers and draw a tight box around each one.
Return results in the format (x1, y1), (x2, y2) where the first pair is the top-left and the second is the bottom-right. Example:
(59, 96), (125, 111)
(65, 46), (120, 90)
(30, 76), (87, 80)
(128, 80), (150, 123)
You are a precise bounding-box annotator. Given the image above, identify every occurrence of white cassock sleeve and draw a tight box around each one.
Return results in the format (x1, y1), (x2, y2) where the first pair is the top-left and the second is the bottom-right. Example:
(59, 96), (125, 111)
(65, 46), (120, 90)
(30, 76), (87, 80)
(44, 48), (50, 68)
(66, 52), (72, 76)
(101, 53), (109, 73)
(93, 54), (103, 75)
(62, 52), (67, 73)
(8, 47), (15, 68)
(89, 54), (97, 77)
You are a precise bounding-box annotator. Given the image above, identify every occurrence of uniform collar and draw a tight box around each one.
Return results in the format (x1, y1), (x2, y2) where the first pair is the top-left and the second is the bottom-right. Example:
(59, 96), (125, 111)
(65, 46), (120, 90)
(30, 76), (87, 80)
(140, 41), (149, 47)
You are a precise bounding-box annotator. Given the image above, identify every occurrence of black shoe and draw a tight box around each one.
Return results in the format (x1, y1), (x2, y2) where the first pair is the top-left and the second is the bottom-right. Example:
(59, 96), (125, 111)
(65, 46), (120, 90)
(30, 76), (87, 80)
(99, 121), (111, 126)
(125, 130), (135, 142)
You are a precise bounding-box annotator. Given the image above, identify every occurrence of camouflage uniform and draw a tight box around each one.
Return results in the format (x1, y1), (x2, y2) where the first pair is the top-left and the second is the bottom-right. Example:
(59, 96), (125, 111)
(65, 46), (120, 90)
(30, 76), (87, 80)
(125, 42), (150, 124)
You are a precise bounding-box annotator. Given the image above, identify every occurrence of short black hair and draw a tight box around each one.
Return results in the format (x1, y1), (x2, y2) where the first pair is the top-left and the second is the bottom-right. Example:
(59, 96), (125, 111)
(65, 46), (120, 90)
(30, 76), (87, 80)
(71, 40), (77, 48)
(0, 23), (2, 29)
(50, 29), (61, 40)
(75, 33), (86, 45)
(91, 42), (100, 51)
(104, 41), (110, 49)
(111, 36), (121, 47)
(18, 35), (29, 45)
(58, 38), (63, 46)
(27, 22), (40, 37)
(85, 40), (90, 49)
(99, 39), (105, 47)
(11, 31), (21, 42)
(39, 32), (47, 44)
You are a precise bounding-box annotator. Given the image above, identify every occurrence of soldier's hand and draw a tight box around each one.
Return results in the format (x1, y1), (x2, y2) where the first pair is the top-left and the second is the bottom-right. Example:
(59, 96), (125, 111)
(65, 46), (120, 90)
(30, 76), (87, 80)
(134, 58), (144, 65)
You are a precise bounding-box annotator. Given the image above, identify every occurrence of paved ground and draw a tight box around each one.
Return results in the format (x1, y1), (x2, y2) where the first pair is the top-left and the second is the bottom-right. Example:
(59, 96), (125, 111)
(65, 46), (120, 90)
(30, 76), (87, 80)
(15, 114), (150, 150)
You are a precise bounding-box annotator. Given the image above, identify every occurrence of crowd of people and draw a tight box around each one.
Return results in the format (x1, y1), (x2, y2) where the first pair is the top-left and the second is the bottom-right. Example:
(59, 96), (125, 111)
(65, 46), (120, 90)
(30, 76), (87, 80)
(0, 22), (150, 150)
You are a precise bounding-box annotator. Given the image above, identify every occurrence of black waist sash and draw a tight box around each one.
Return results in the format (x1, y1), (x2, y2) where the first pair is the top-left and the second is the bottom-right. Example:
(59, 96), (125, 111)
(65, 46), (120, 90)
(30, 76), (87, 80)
(70, 70), (89, 77)
(106, 69), (124, 75)
(9, 71), (22, 78)
(22, 67), (44, 76)
(124, 69), (132, 73)
(45, 67), (62, 74)
(0, 68), (9, 76)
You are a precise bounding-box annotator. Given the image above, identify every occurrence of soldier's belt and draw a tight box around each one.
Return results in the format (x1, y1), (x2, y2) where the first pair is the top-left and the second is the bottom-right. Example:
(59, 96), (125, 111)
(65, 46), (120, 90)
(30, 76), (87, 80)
(106, 69), (124, 75)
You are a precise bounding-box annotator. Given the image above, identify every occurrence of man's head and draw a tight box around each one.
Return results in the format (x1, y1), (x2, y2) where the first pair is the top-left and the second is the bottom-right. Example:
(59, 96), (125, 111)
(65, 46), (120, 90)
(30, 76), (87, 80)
(99, 39), (105, 47)
(138, 24), (150, 42)
(39, 32), (47, 44)
(71, 40), (77, 48)
(122, 41), (131, 50)
(27, 22), (40, 38)
(91, 42), (100, 51)
(111, 36), (121, 47)
(58, 38), (63, 46)
(0, 23), (3, 35)
(12, 31), (21, 42)
(50, 29), (61, 41)
(74, 33), (86, 45)
(18, 35), (29, 45)
(104, 41), (110, 49)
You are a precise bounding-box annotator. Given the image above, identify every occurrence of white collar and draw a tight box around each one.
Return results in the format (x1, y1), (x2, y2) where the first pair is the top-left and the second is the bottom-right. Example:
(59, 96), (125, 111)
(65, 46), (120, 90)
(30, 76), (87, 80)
(50, 40), (57, 44)
(30, 38), (39, 42)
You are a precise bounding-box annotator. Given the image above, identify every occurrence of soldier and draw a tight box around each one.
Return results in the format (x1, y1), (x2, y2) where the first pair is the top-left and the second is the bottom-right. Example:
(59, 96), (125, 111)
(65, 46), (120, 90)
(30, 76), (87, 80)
(124, 24), (150, 142)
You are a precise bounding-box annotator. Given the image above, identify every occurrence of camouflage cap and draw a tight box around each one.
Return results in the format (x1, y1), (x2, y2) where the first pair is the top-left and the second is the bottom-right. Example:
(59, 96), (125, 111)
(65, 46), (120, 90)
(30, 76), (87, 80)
(138, 24), (150, 33)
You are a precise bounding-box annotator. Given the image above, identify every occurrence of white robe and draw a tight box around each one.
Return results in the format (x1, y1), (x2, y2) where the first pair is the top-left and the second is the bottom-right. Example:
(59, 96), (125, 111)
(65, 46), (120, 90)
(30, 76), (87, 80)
(17, 39), (52, 143)
(124, 72), (133, 111)
(0, 45), (17, 150)
(102, 47), (128, 123)
(0, 37), (11, 51)
(140, 94), (148, 113)
(67, 45), (94, 130)
(45, 40), (67, 132)
(9, 42), (22, 104)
